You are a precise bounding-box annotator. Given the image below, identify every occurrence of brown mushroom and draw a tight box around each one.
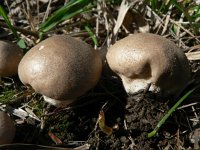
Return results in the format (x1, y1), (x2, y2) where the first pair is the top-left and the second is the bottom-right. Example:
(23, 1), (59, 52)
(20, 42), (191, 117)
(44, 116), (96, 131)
(106, 33), (191, 96)
(0, 111), (16, 144)
(18, 35), (102, 106)
(0, 40), (23, 78)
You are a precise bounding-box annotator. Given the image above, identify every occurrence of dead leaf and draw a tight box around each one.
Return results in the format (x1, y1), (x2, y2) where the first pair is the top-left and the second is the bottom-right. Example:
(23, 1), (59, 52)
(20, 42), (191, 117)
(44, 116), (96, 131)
(48, 131), (63, 144)
(98, 111), (113, 135)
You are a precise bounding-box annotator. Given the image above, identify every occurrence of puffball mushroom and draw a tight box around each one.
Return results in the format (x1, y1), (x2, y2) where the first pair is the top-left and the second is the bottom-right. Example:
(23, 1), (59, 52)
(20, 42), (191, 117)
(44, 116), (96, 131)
(0, 111), (16, 144)
(18, 35), (102, 106)
(106, 33), (190, 96)
(0, 40), (23, 77)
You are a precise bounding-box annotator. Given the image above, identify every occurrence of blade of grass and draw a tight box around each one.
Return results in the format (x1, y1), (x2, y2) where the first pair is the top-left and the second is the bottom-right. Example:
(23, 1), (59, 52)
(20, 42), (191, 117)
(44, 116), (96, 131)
(0, 4), (19, 39)
(151, 0), (158, 11)
(85, 25), (98, 47)
(0, 5), (27, 49)
(148, 84), (200, 138)
(190, 5), (200, 18)
(159, 0), (174, 14)
(39, 0), (93, 33)
(171, 0), (183, 12)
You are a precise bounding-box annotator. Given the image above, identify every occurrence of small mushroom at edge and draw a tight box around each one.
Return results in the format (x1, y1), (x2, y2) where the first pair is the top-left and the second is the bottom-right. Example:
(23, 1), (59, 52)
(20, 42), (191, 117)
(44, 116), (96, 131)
(0, 111), (16, 144)
(18, 35), (102, 106)
(106, 33), (191, 96)
(0, 40), (23, 82)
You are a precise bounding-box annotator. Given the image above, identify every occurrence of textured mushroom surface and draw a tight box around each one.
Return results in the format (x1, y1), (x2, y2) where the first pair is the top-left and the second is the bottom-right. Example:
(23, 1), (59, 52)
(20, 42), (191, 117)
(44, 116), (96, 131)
(0, 41), (23, 77)
(0, 111), (16, 144)
(18, 35), (102, 104)
(106, 33), (190, 96)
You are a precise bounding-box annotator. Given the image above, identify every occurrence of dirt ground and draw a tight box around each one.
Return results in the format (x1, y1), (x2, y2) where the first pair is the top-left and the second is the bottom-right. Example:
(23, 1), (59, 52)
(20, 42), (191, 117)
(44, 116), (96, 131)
(4, 69), (199, 149)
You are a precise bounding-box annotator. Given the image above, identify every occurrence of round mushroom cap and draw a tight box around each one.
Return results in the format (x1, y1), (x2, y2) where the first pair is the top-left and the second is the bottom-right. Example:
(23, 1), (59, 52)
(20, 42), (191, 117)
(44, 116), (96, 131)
(0, 41), (23, 77)
(18, 35), (102, 103)
(0, 111), (16, 144)
(106, 33), (191, 96)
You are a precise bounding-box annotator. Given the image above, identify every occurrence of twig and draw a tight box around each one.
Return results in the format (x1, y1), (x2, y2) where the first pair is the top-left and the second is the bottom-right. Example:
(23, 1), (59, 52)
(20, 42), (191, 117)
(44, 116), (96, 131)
(161, 5), (172, 35)
(37, 0), (40, 24)
(178, 102), (198, 109)
(22, 0), (36, 32)
(169, 18), (200, 43)
(42, 0), (52, 22)
(124, 120), (137, 150)
(112, 0), (133, 43)
(0, 21), (39, 37)
(95, 0), (101, 49)
(176, 129), (181, 150)
(0, 143), (90, 150)
(191, 106), (198, 121)
(176, 13), (185, 36)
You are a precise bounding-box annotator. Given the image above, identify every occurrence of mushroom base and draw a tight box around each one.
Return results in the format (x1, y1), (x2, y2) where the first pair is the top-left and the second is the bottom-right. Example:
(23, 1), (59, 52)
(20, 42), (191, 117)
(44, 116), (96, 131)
(43, 95), (74, 107)
(122, 78), (161, 95)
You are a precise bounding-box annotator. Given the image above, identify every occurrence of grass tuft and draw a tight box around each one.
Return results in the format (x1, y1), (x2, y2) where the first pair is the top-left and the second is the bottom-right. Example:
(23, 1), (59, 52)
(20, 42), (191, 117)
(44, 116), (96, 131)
(148, 84), (200, 138)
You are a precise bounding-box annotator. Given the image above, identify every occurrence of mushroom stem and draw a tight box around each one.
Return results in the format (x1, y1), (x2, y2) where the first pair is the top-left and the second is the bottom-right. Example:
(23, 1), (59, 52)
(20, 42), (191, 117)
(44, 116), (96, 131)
(43, 96), (74, 107)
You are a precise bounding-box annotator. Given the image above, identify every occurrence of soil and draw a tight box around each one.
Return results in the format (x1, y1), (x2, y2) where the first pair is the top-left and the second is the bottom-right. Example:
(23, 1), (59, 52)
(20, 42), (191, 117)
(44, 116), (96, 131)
(8, 74), (200, 150)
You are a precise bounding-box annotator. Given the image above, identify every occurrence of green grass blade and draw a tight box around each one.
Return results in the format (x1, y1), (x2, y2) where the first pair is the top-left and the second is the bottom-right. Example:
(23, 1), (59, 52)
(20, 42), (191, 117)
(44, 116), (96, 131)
(39, 0), (93, 33)
(148, 84), (200, 138)
(171, 0), (183, 12)
(0, 5), (19, 39)
(190, 5), (200, 18)
(0, 5), (26, 49)
(151, 0), (158, 11)
(85, 25), (98, 46)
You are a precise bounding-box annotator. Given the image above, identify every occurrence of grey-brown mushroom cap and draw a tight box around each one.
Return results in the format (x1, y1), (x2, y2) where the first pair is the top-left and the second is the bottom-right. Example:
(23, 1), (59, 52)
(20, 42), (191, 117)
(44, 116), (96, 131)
(0, 41), (23, 77)
(0, 111), (16, 144)
(18, 35), (102, 101)
(106, 33), (191, 96)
